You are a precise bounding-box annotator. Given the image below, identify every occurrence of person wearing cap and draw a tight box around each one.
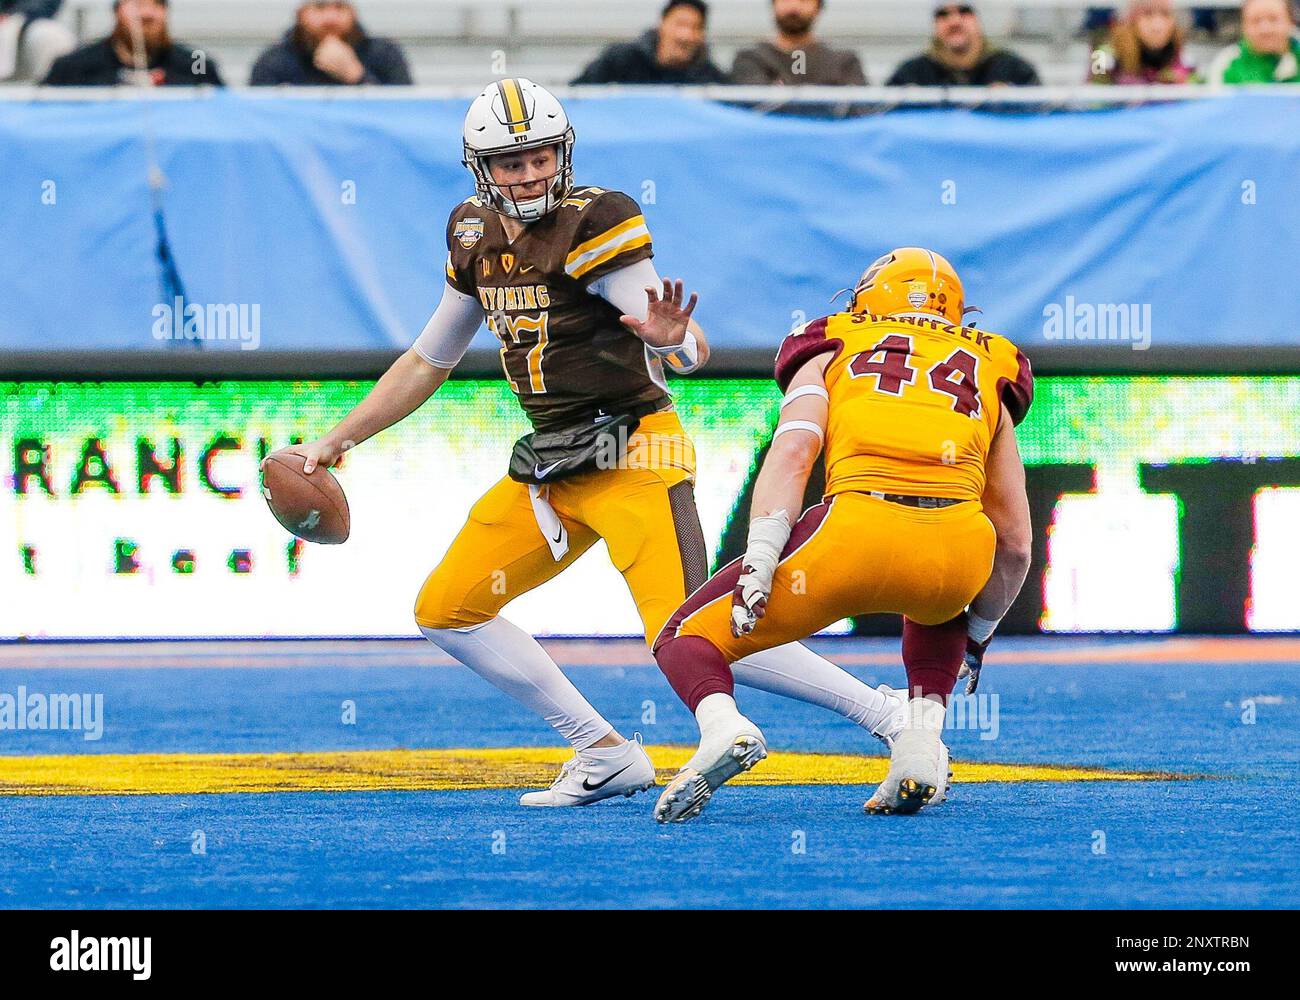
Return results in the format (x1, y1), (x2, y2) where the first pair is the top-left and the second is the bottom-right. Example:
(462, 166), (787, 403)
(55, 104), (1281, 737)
(43, 0), (222, 86)
(0, 1), (75, 82)
(888, 3), (1040, 86)
(571, 0), (728, 84)
(731, 0), (867, 86)
(250, 0), (410, 86)
(1205, 0), (1300, 84)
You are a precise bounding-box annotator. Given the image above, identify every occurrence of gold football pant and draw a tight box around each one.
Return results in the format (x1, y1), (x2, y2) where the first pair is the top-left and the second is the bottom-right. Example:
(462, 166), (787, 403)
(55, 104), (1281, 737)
(414, 411), (706, 645)
(653, 491), (996, 709)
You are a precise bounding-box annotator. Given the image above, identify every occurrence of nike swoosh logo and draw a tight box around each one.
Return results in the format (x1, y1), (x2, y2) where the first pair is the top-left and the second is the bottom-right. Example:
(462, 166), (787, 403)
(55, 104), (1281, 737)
(552, 529), (564, 544)
(534, 460), (565, 479)
(582, 762), (635, 792)
(521, 265), (536, 274)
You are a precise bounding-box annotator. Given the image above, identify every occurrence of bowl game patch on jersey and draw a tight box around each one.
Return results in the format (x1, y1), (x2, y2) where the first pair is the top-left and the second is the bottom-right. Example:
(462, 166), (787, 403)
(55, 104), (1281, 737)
(454, 218), (485, 249)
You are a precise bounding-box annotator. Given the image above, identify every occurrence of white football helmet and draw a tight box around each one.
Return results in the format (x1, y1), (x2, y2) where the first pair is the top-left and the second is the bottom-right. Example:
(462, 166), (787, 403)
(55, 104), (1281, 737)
(462, 78), (576, 222)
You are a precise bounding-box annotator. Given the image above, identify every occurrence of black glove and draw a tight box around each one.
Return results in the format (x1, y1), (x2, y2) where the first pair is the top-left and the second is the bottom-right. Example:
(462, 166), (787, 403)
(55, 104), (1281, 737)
(958, 635), (990, 695)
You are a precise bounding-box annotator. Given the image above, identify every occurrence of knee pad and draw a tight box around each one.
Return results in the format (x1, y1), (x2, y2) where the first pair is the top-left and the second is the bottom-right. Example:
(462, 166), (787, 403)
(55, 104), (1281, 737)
(413, 570), (489, 631)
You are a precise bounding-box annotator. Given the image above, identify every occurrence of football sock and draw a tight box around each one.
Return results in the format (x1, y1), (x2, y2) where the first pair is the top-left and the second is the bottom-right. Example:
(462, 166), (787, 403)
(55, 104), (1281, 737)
(902, 616), (968, 703)
(655, 635), (735, 712)
(904, 695), (948, 733)
(419, 617), (615, 751)
(694, 692), (744, 739)
(733, 642), (897, 735)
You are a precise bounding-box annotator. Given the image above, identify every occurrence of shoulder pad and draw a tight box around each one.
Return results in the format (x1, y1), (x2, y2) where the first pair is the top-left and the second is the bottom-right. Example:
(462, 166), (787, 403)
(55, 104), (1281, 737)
(774, 316), (843, 392)
(985, 333), (1034, 425)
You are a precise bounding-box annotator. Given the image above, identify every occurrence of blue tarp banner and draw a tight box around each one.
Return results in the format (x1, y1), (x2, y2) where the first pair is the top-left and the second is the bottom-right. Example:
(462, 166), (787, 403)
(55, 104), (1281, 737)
(0, 93), (1296, 353)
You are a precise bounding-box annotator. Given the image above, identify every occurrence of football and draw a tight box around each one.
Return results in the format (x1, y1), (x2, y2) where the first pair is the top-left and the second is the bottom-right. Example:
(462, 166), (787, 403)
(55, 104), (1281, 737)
(261, 450), (351, 544)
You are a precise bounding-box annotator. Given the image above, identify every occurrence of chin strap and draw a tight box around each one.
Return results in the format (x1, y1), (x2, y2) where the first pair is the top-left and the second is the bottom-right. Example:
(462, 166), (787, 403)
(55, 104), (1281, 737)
(489, 183), (560, 222)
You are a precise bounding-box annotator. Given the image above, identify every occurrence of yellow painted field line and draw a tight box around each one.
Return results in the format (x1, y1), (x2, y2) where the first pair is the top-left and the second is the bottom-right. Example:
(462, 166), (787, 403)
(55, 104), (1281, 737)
(0, 746), (1192, 797)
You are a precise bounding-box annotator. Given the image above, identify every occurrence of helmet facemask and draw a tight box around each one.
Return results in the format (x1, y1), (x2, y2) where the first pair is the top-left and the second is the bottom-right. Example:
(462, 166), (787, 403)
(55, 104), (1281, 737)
(464, 131), (575, 223)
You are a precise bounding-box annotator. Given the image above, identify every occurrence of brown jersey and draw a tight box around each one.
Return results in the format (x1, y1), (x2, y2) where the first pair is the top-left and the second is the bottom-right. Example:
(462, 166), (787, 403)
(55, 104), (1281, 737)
(445, 186), (670, 432)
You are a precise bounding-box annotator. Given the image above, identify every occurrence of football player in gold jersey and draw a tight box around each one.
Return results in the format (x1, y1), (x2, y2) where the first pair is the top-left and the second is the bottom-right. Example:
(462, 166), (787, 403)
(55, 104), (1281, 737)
(287, 80), (920, 807)
(653, 248), (1034, 822)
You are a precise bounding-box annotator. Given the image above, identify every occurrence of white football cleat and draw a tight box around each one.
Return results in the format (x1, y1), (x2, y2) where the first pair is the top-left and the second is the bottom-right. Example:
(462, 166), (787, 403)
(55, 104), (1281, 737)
(873, 684), (950, 805)
(865, 697), (947, 815)
(654, 717), (767, 824)
(519, 736), (656, 807)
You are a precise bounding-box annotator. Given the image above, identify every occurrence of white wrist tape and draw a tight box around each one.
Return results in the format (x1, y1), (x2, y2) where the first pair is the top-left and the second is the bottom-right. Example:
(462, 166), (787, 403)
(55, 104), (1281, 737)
(781, 384), (829, 407)
(772, 420), (824, 444)
(731, 511), (792, 635)
(742, 511), (793, 593)
(966, 610), (1000, 645)
(651, 331), (701, 374)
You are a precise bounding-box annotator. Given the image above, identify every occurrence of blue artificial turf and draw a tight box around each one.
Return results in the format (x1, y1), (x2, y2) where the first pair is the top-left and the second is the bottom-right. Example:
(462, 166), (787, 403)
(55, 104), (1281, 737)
(1, 639), (1297, 909)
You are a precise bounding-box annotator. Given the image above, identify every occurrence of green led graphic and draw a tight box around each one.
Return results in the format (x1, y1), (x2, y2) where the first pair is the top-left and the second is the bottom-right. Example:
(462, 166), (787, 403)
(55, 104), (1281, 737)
(3, 378), (1299, 638)
(1015, 377), (1300, 490)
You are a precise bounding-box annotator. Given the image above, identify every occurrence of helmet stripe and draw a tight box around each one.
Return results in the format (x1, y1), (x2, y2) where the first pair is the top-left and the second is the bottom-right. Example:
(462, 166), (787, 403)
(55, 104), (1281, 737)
(497, 78), (530, 135)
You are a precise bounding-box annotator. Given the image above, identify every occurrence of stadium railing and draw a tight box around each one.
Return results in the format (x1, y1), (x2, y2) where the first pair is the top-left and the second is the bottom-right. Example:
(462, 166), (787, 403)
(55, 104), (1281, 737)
(3, 78), (1292, 150)
(6, 81), (1293, 104)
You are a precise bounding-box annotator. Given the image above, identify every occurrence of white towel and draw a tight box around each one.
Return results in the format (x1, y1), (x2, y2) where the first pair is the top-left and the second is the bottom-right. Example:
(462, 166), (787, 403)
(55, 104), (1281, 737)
(528, 485), (569, 561)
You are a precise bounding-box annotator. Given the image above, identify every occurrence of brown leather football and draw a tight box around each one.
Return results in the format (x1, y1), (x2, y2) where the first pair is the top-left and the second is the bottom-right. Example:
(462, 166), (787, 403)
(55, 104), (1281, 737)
(261, 450), (351, 544)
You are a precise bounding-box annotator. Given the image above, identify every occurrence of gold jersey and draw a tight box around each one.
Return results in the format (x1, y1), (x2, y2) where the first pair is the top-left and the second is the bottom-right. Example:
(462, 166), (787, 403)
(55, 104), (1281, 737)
(774, 312), (1034, 502)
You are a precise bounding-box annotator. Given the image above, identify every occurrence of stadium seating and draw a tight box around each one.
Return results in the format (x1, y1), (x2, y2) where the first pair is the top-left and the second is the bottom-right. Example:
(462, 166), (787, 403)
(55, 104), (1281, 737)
(45, 0), (1238, 88)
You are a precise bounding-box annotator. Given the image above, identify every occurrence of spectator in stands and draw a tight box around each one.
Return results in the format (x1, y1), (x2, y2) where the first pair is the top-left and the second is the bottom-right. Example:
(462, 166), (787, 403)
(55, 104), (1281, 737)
(250, 1), (411, 86)
(1089, 0), (1198, 84)
(1206, 0), (1300, 82)
(888, 4), (1041, 86)
(43, 0), (222, 86)
(0, 1), (74, 82)
(572, 0), (727, 84)
(1087, 6), (1222, 36)
(731, 0), (867, 85)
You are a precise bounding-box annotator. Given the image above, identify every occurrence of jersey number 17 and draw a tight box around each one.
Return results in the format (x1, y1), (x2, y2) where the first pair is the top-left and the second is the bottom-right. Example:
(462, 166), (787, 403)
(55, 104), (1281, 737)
(488, 311), (550, 394)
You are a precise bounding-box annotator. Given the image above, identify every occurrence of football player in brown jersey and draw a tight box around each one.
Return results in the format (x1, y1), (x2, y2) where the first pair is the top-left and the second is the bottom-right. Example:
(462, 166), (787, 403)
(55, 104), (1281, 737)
(289, 79), (917, 807)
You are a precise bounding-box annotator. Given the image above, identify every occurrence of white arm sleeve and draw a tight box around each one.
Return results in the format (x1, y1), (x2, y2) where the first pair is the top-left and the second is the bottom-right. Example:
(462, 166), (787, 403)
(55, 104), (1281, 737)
(589, 256), (701, 373)
(587, 257), (662, 322)
(411, 283), (485, 370)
